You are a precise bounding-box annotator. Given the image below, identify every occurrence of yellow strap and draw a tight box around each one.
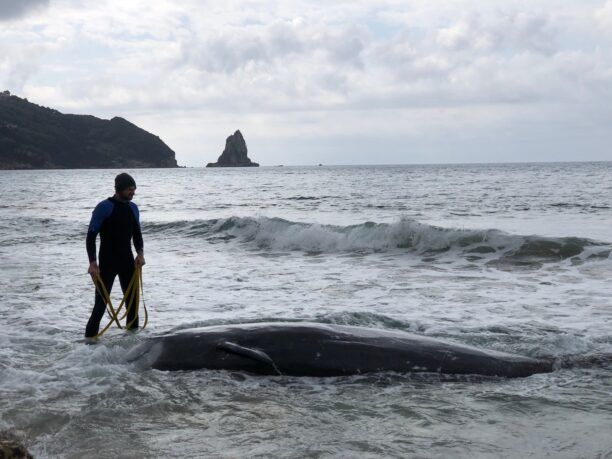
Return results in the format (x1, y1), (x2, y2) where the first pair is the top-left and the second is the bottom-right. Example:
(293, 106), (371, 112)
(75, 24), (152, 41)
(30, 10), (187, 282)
(118, 270), (139, 321)
(95, 270), (138, 329)
(91, 265), (147, 339)
(123, 267), (140, 328)
(94, 275), (125, 328)
(93, 269), (138, 338)
(93, 275), (136, 339)
(125, 267), (149, 330)
(93, 276), (121, 328)
(141, 268), (149, 329)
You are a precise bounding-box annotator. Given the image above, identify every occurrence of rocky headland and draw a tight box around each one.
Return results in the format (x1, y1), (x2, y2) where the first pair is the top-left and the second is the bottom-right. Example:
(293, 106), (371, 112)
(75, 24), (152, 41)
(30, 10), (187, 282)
(206, 130), (259, 167)
(0, 90), (178, 169)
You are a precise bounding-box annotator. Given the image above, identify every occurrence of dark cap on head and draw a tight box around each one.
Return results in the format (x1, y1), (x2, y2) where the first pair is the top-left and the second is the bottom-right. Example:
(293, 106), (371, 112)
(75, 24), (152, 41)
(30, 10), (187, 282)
(115, 173), (136, 193)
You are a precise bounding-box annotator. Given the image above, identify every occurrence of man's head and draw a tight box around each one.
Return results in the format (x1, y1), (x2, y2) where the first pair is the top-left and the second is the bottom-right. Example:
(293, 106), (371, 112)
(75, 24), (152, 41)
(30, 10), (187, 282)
(114, 173), (136, 200)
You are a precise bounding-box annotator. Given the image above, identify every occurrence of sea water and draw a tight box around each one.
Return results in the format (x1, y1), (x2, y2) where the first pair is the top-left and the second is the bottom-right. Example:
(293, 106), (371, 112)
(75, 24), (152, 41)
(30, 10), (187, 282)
(0, 163), (611, 458)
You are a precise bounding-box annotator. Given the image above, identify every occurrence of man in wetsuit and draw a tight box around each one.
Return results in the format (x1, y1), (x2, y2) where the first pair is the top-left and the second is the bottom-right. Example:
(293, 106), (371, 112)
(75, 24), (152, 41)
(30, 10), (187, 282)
(85, 173), (145, 338)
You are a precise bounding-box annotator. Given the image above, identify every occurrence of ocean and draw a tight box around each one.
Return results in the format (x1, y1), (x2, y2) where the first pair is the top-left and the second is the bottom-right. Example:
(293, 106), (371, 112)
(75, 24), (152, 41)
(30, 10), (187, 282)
(0, 163), (611, 458)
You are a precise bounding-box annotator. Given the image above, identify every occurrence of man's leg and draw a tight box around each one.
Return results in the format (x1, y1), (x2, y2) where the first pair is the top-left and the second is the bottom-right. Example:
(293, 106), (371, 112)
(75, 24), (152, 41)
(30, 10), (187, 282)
(119, 262), (138, 330)
(85, 267), (116, 338)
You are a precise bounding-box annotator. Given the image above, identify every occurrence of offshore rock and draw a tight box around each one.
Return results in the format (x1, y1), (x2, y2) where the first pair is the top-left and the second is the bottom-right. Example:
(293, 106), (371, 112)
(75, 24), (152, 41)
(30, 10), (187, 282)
(206, 130), (259, 167)
(0, 91), (178, 169)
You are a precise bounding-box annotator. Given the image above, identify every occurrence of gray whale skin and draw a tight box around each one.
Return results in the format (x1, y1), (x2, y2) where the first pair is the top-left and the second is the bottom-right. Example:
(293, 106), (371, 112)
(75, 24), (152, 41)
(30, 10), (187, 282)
(126, 322), (553, 378)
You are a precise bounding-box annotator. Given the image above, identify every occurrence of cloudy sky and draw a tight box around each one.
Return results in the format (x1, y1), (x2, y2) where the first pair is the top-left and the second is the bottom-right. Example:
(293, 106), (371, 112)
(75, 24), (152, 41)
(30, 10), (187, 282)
(1, 0), (611, 166)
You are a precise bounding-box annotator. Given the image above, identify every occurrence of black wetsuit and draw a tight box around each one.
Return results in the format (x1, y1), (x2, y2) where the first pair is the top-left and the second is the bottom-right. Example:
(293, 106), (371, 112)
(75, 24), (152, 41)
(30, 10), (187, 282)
(85, 197), (143, 337)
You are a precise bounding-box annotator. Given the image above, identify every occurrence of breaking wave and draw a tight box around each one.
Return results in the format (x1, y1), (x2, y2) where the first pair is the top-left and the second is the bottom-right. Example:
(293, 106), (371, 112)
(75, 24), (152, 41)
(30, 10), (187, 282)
(144, 216), (611, 263)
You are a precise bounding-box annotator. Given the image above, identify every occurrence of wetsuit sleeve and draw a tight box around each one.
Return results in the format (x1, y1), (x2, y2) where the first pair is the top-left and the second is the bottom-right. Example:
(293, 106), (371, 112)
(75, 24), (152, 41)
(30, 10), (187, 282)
(130, 202), (144, 253)
(86, 200), (113, 262)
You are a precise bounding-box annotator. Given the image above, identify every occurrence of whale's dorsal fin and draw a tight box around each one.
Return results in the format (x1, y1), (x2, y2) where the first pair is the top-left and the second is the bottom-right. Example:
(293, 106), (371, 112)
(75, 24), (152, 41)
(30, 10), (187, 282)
(217, 341), (274, 366)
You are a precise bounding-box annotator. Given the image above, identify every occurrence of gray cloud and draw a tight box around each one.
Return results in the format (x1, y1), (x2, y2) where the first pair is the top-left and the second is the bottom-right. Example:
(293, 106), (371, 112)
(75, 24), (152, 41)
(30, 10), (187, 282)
(185, 20), (370, 76)
(436, 12), (556, 55)
(0, 0), (49, 21)
(186, 21), (307, 74)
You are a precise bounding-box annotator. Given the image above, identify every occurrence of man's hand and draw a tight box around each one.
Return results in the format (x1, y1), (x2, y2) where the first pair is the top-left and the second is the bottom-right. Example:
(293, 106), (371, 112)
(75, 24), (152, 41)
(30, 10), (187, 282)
(88, 261), (100, 279)
(135, 252), (146, 267)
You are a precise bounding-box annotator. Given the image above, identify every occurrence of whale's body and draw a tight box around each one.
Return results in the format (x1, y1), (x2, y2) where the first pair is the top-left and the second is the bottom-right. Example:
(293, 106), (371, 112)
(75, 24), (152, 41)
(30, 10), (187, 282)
(126, 322), (553, 378)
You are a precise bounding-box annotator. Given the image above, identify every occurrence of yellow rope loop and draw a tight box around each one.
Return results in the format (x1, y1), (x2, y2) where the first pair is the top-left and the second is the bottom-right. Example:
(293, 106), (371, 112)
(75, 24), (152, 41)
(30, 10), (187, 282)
(141, 268), (149, 329)
(91, 265), (147, 339)
(119, 270), (139, 322)
(96, 270), (138, 328)
(124, 268), (140, 329)
(93, 275), (122, 329)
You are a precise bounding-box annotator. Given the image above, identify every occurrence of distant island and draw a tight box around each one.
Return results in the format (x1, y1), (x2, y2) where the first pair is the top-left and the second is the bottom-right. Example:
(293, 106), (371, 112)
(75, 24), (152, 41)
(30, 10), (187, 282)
(0, 90), (178, 169)
(206, 130), (259, 167)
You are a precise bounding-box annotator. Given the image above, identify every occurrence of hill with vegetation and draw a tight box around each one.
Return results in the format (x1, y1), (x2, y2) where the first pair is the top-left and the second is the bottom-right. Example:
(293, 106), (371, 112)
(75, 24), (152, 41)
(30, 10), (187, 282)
(0, 91), (178, 169)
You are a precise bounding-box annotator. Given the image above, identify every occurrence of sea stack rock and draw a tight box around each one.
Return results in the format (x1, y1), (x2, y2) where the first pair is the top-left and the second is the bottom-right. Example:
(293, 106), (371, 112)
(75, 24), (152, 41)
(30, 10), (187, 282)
(206, 130), (259, 167)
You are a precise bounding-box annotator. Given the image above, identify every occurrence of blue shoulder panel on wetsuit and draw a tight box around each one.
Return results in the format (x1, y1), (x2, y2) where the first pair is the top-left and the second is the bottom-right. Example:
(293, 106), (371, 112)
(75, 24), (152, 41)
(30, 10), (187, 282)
(88, 199), (114, 234)
(129, 202), (140, 226)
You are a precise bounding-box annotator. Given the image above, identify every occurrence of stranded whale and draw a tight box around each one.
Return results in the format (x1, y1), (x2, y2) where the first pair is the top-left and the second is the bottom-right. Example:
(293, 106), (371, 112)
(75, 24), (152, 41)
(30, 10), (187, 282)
(126, 322), (553, 378)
